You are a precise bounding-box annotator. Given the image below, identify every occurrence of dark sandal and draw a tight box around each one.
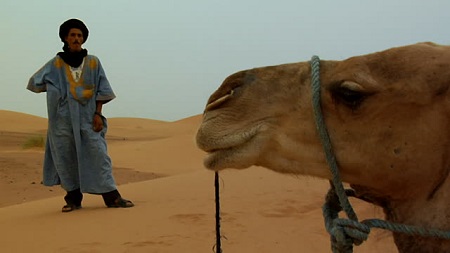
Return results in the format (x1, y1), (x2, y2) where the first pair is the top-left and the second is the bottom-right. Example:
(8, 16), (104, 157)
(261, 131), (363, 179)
(62, 204), (82, 213)
(107, 197), (134, 208)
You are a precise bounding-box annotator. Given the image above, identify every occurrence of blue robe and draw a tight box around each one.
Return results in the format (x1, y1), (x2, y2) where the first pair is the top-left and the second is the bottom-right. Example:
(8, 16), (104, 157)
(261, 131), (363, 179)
(27, 55), (117, 194)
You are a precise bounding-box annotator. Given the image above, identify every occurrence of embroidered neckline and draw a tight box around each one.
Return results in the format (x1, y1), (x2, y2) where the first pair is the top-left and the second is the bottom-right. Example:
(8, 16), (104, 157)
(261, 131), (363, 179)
(69, 58), (85, 82)
(63, 56), (94, 104)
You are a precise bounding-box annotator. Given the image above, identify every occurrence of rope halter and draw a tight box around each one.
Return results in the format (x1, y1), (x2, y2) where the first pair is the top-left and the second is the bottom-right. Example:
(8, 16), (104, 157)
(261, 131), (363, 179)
(309, 55), (450, 253)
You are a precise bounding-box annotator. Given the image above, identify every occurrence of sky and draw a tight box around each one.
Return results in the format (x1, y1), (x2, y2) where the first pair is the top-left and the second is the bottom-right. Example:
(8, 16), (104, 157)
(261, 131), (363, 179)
(1, 0), (449, 121)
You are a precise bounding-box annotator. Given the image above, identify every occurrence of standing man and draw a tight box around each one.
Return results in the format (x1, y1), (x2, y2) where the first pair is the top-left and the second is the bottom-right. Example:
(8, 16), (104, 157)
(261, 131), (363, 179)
(27, 18), (133, 212)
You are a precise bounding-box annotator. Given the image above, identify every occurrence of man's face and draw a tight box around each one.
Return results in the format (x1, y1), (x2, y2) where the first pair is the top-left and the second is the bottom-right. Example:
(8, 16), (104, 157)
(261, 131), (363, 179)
(65, 28), (84, 52)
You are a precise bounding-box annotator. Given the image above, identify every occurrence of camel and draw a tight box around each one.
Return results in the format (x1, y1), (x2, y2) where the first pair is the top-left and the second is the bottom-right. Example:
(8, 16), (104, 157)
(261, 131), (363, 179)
(196, 42), (450, 253)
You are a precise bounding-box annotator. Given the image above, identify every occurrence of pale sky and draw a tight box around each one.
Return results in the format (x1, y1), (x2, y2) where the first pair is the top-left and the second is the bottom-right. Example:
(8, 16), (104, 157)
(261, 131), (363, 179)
(1, 0), (449, 121)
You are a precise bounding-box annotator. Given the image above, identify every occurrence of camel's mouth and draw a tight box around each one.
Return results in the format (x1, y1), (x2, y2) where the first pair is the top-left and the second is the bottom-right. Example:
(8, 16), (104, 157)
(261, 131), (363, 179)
(203, 147), (239, 170)
(203, 138), (258, 170)
(198, 125), (263, 170)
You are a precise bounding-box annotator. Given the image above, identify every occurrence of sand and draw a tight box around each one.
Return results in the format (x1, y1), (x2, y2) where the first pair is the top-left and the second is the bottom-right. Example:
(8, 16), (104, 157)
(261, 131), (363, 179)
(0, 110), (397, 252)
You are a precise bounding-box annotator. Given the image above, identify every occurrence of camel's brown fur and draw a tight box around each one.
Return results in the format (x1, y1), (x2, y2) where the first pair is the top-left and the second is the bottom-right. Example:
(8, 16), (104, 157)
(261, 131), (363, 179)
(196, 42), (450, 253)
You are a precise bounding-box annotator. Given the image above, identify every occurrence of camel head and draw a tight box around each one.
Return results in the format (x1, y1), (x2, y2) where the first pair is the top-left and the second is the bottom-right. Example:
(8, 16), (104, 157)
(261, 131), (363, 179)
(196, 42), (450, 200)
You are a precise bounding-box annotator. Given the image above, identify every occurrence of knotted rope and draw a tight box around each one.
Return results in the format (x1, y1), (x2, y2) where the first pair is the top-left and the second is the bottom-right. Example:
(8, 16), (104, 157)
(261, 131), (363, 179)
(310, 55), (450, 253)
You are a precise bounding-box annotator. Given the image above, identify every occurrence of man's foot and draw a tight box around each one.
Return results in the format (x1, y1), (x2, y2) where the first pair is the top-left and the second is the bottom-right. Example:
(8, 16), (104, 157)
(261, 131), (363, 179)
(106, 197), (134, 208)
(61, 204), (82, 213)
(63, 189), (83, 213)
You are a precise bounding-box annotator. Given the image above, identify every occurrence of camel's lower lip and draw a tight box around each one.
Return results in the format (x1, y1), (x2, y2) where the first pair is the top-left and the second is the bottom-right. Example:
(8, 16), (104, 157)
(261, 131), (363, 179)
(203, 150), (227, 169)
(203, 147), (240, 170)
(201, 133), (261, 170)
(197, 123), (266, 169)
(197, 124), (263, 152)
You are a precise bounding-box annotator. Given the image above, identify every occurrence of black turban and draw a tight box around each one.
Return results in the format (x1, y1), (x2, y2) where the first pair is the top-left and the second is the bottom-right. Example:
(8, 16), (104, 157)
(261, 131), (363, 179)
(59, 19), (89, 44)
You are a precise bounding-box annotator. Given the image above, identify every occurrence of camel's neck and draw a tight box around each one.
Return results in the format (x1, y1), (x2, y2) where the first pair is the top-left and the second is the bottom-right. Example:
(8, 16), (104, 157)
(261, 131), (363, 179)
(353, 177), (450, 253)
(385, 196), (450, 252)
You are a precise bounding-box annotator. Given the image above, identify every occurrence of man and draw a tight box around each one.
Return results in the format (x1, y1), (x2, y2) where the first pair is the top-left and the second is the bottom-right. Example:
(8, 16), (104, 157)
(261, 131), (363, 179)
(27, 18), (133, 212)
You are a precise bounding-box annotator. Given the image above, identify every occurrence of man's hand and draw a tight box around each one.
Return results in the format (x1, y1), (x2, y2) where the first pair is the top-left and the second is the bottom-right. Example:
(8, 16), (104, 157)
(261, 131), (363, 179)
(93, 113), (104, 132)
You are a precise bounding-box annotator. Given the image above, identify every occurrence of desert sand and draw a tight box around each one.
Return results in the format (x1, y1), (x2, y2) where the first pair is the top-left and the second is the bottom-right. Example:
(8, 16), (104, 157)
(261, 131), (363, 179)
(0, 109), (397, 252)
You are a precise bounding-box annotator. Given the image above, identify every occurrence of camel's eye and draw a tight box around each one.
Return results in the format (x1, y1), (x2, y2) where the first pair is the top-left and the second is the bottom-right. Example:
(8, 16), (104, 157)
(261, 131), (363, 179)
(332, 84), (368, 110)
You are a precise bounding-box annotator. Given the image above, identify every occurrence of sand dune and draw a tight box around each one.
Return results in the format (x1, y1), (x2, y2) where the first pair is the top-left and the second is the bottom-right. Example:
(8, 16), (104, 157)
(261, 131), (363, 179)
(0, 110), (397, 252)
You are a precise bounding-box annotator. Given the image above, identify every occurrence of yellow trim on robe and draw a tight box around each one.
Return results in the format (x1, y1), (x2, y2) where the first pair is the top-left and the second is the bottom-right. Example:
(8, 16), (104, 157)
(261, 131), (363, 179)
(64, 62), (95, 103)
(89, 58), (98, 69)
(54, 58), (63, 68)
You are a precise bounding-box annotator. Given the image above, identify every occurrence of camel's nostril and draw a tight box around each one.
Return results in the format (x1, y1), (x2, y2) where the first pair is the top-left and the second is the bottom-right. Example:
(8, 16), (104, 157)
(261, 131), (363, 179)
(205, 90), (234, 111)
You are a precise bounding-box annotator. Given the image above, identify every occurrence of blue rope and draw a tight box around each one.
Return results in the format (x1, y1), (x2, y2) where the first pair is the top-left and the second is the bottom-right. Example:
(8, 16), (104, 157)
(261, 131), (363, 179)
(310, 55), (358, 221)
(310, 55), (450, 253)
